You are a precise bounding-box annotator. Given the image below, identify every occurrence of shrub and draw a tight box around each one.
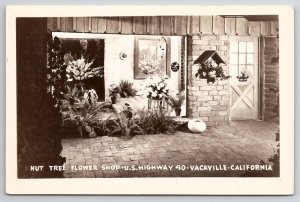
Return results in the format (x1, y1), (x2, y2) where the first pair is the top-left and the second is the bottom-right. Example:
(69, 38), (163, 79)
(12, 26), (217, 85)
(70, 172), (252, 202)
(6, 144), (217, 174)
(167, 91), (185, 108)
(119, 80), (137, 98)
(136, 108), (178, 134)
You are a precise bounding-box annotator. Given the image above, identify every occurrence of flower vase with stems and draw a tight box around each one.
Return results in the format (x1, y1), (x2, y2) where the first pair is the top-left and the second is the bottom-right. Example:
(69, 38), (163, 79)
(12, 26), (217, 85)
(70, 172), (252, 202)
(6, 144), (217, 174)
(167, 91), (185, 116)
(108, 83), (121, 104)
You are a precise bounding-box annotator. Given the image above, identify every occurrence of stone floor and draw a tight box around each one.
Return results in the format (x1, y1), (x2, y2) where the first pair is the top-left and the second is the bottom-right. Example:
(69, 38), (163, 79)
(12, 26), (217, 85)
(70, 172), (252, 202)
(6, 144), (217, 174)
(61, 120), (279, 178)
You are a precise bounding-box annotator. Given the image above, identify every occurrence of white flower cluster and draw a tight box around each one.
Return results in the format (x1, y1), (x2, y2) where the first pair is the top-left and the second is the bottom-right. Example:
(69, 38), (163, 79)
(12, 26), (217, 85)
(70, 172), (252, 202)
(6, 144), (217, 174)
(139, 58), (160, 75)
(144, 76), (169, 100)
(65, 57), (103, 81)
(83, 89), (98, 105)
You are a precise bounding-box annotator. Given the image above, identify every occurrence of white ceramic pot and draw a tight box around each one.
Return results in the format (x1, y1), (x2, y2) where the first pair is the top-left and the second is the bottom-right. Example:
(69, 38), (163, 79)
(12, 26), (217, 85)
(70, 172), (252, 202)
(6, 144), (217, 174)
(188, 119), (207, 133)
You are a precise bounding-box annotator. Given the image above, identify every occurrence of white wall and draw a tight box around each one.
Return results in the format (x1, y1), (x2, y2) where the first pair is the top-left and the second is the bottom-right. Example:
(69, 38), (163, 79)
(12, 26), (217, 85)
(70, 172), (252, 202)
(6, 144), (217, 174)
(104, 35), (182, 100)
(52, 32), (182, 100)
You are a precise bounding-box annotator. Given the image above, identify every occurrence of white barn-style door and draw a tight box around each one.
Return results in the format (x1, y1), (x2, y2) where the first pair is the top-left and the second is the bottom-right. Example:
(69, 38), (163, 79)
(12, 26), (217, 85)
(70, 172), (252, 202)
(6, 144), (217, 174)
(229, 37), (259, 120)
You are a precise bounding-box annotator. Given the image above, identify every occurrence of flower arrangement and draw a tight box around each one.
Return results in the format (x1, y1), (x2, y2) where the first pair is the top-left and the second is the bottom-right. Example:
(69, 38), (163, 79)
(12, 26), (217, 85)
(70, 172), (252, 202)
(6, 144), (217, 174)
(167, 91), (185, 108)
(63, 85), (80, 105)
(108, 83), (121, 104)
(167, 91), (185, 116)
(83, 89), (98, 106)
(119, 80), (137, 98)
(139, 58), (160, 75)
(108, 83), (121, 97)
(144, 77), (169, 100)
(195, 57), (230, 84)
(47, 35), (65, 104)
(64, 53), (104, 82)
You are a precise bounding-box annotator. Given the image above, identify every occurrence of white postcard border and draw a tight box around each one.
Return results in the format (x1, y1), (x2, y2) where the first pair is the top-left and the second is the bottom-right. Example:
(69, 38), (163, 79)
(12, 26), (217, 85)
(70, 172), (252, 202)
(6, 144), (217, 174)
(6, 5), (294, 195)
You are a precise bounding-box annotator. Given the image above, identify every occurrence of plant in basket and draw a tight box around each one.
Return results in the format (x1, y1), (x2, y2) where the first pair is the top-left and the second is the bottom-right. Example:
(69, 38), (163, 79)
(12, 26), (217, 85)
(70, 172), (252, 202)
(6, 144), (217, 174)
(167, 91), (185, 116)
(108, 83), (121, 104)
(83, 89), (98, 106)
(63, 85), (80, 105)
(63, 53), (104, 82)
(62, 102), (100, 138)
(119, 80), (137, 98)
(109, 103), (143, 139)
(194, 51), (230, 84)
(144, 76), (169, 100)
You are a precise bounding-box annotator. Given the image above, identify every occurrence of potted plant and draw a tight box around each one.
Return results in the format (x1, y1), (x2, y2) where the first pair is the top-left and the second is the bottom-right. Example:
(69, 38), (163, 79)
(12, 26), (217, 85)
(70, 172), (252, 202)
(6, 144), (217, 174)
(63, 85), (80, 105)
(109, 104), (143, 139)
(64, 53), (104, 82)
(83, 88), (98, 106)
(194, 51), (230, 84)
(119, 80), (137, 98)
(167, 91), (185, 116)
(63, 102), (100, 138)
(108, 83), (121, 104)
(145, 77), (169, 100)
(144, 76), (170, 110)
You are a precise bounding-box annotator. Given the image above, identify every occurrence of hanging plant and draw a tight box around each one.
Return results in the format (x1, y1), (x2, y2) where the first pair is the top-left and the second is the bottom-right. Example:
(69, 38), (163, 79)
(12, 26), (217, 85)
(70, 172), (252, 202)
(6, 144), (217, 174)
(46, 33), (66, 107)
(194, 51), (230, 84)
(64, 53), (104, 82)
(195, 58), (230, 84)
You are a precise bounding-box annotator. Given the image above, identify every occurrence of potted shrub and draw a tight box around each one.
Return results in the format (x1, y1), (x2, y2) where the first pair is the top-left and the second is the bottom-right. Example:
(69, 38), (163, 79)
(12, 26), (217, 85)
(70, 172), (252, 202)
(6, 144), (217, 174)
(108, 83), (121, 104)
(167, 91), (185, 116)
(194, 51), (230, 84)
(83, 88), (98, 106)
(144, 76), (170, 110)
(109, 104), (143, 139)
(119, 80), (137, 98)
(63, 85), (80, 105)
(62, 102), (100, 138)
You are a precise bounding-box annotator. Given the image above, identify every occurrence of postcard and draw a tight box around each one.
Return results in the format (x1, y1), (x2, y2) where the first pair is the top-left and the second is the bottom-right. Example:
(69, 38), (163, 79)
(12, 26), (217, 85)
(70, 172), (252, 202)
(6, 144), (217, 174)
(6, 5), (294, 195)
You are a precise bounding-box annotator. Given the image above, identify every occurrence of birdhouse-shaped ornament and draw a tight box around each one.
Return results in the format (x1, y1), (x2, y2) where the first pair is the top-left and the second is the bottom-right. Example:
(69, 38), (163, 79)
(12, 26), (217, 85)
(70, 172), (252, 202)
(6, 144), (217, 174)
(194, 51), (229, 84)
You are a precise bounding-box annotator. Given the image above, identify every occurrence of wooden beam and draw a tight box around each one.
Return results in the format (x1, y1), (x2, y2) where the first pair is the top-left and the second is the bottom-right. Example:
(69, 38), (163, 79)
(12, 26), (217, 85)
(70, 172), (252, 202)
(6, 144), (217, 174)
(213, 15), (225, 35)
(76, 17), (85, 32)
(271, 21), (279, 36)
(97, 17), (106, 33)
(190, 16), (200, 34)
(261, 21), (271, 36)
(91, 17), (98, 33)
(200, 16), (213, 34)
(84, 17), (90, 32)
(225, 17), (236, 35)
(249, 21), (261, 36)
(134, 16), (145, 35)
(60, 17), (66, 32)
(72, 17), (76, 31)
(177, 16), (188, 35)
(236, 17), (248, 36)
(65, 17), (73, 32)
(163, 16), (172, 35)
(120, 17), (133, 34)
(106, 17), (119, 33)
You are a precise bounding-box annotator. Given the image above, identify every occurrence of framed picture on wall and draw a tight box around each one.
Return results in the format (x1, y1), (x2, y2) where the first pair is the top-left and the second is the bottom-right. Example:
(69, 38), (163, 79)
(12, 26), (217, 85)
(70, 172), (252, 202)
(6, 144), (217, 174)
(134, 36), (171, 79)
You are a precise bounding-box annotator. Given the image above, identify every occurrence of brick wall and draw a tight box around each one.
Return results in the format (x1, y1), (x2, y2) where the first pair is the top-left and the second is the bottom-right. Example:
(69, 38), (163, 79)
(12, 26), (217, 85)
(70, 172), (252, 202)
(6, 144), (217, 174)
(187, 35), (230, 126)
(263, 36), (279, 120)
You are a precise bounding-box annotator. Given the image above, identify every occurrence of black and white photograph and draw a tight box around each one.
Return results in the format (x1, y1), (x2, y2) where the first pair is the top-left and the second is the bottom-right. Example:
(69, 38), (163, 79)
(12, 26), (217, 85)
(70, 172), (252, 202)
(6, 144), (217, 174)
(6, 5), (294, 195)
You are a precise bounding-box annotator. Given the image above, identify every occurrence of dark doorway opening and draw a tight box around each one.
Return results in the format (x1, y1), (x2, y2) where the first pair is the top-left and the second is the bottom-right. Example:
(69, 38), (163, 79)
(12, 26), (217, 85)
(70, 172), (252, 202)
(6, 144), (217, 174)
(60, 38), (105, 101)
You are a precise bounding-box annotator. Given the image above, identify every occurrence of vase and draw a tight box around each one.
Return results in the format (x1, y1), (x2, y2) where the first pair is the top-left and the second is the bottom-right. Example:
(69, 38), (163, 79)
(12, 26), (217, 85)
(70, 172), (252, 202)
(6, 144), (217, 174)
(187, 119), (206, 133)
(88, 128), (97, 138)
(175, 108), (181, 116)
(69, 98), (75, 105)
(111, 96), (116, 104)
(148, 98), (169, 111)
(77, 125), (83, 137)
(121, 128), (131, 140)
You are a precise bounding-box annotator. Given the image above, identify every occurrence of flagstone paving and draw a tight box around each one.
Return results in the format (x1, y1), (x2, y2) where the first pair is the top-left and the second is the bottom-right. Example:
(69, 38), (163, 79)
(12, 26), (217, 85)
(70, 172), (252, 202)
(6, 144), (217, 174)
(61, 120), (279, 178)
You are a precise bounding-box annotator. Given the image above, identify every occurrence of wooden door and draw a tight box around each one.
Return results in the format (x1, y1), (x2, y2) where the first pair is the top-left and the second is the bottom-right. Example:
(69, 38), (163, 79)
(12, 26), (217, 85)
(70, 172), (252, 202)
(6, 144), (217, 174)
(229, 37), (259, 120)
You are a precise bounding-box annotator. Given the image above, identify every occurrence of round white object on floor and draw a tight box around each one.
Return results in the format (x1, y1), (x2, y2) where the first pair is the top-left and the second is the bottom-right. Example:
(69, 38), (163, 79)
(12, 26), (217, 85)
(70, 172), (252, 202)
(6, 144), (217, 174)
(188, 119), (207, 133)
